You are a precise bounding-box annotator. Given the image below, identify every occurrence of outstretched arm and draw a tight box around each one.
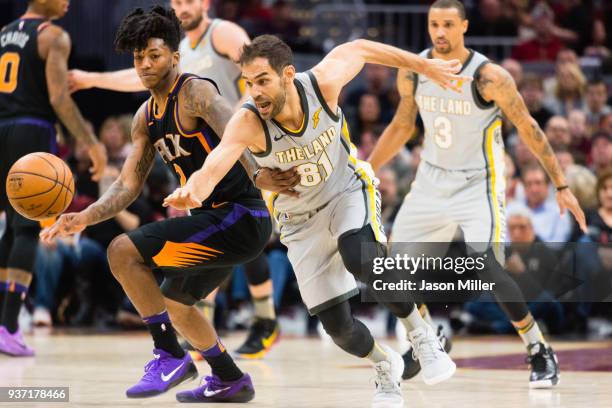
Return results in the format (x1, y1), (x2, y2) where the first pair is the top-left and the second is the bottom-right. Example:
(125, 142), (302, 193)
(476, 63), (586, 231)
(68, 68), (146, 93)
(368, 69), (419, 171)
(40, 104), (155, 241)
(310, 39), (467, 110)
(43, 26), (107, 180)
(163, 109), (263, 210)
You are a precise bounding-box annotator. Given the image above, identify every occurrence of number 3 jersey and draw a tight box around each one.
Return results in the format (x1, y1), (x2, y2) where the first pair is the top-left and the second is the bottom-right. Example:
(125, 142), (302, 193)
(244, 71), (373, 214)
(415, 49), (503, 171)
(0, 18), (55, 122)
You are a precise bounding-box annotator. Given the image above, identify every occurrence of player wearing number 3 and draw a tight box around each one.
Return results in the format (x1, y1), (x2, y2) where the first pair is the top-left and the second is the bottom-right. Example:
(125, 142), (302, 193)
(164, 33), (469, 407)
(368, 0), (586, 388)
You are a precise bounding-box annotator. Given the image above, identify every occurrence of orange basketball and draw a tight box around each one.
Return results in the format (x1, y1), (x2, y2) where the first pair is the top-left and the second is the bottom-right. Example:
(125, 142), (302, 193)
(6, 152), (75, 221)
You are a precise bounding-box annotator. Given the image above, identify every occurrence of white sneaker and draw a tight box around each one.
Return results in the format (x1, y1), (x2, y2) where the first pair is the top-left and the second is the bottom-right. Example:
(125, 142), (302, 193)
(408, 326), (456, 385)
(372, 345), (404, 408)
(33, 307), (52, 327)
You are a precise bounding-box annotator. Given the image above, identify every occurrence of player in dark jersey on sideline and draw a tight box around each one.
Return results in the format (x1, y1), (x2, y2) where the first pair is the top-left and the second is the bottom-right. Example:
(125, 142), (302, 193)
(0, 0), (106, 357)
(41, 6), (284, 402)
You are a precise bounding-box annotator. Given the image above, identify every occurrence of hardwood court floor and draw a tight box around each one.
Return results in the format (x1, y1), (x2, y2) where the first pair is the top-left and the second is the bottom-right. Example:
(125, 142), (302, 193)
(1, 332), (611, 407)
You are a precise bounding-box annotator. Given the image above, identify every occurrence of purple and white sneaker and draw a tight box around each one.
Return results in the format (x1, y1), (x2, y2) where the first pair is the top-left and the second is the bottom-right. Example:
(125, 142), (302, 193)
(0, 326), (34, 357)
(126, 349), (198, 398)
(176, 373), (255, 403)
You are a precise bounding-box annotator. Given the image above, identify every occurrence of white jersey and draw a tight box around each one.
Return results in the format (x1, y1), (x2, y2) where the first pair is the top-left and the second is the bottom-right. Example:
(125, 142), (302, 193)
(415, 49), (504, 171)
(245, 71), (374, 216)
(178, 19), (242, 105)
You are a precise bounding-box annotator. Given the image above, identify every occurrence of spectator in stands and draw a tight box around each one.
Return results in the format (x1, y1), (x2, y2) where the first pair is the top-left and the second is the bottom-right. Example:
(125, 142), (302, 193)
(344, 64), (394, 127)
(519, 74), (553, 129)
(567, 109), (591, 164)
(501, 58), (523, 85)
(468, 0), (518, 37)
(505, 152), (524, 205)
(584, 19), (610, 60)
(602, 113), (612, 136)
(513, 138), (538, 172)
(509, 165), (572, 243)
(545, 116), (571, 151)
(511, 3), (565, 62)
(544, 62), (586, 116)
(589, 169), (612, 244)
(585, 79), (611, 132)
(99, 115), (132, 167)
(453, 206), (564, 335)
(352, 93), (383, 146)
(566, 163), (598, 211)
(590, 133), (612, 176)
(553, 0), (591, 53)
(357, 129), (379, 161)
(555, 149), (574, 173)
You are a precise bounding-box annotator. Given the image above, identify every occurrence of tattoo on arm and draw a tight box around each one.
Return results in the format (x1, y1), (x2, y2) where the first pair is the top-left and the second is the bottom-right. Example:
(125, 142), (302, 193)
(487, 65), (566, 186)
(182, 79), (257, 179)
(84, 105), (155, 224)
(45, 30), (96, 145)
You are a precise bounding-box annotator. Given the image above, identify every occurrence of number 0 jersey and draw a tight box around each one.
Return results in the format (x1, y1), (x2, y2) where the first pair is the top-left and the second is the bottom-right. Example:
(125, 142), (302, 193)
(415, 49), (503, 171)
(245, 71), (376, 215)
(0, 18), (55, 122)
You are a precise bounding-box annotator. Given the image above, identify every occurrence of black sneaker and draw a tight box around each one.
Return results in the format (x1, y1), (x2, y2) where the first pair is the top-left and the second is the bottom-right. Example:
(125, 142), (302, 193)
(526, 342), (560, 388)
(234, 318), (280, 359)
(402, 325), (452, 380)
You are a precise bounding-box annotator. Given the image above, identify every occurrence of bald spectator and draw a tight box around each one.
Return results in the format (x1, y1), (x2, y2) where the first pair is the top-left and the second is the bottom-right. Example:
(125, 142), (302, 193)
(519, 74), (553, 129)
(501, 58), (523, 85)
(585, 79), (611, 132)
(545, 116), (571, 151)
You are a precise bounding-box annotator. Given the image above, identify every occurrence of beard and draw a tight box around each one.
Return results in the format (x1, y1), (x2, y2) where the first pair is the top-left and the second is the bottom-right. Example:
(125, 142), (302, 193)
(269, 90), (287, 119)
(181, 12), (203, 31)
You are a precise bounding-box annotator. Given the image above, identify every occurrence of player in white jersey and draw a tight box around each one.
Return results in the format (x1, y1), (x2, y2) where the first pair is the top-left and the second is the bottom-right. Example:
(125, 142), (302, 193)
(67, 0), (294, 360)
(164, 34), (469, 408)
(368, 0), (587, 389)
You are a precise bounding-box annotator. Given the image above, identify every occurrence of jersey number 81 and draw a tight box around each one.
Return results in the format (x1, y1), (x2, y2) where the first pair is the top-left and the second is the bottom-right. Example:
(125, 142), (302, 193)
(297, 151), (334, 187)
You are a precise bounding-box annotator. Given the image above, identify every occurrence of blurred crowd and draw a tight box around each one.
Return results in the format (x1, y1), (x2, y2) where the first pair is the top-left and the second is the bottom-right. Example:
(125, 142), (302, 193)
(0, 0), (610, 338)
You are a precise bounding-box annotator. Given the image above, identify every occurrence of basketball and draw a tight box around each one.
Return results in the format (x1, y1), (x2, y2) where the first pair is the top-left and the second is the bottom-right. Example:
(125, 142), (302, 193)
(6, 152), (75, 221)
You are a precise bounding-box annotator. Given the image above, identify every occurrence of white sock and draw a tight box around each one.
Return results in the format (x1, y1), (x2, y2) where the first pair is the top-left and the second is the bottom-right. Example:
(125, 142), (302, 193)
(399, 304), (430, 332)
(366, 342), (389, 364)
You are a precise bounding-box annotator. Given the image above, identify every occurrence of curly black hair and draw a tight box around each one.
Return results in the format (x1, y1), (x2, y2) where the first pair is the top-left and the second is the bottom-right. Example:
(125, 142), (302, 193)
(114, 6), (182, 53)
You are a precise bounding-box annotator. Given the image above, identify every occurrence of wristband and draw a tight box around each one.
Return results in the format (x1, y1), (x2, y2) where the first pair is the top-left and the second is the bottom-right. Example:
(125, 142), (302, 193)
(556, 185), (569, 192)
(252, 168), (262, 184)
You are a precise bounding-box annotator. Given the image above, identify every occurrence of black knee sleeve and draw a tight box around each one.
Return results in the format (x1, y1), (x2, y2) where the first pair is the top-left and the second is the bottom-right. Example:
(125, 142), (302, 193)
(479, 247), (529, 321)
(337, 225), (386, 283)
(316, 300), (374, 358)
(244, 253), (270, 286)
(337, 225), (416, 318)
(7, 224), (39, 272)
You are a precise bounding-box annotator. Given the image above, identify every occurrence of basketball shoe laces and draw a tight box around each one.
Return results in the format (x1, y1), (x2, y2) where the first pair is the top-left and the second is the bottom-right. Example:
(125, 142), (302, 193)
(373, 361), (396, 392)
(141, 353), (174, 382)
(411, 331), (440, 366)
(201, 375), (224, 391)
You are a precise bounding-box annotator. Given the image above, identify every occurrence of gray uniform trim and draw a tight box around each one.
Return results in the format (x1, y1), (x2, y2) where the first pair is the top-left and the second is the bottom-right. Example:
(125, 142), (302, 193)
(306, 70), (340, 122)
(471, 61), (496, 110)
(242, 104), (272, 157)
(308, 288), (360, 315)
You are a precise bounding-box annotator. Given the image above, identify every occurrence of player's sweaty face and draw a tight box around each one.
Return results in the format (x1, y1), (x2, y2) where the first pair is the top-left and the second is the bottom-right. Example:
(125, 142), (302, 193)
(242, 58), (288, 120)
(133, 39), (177, 90)
(428, 8), (467, 54)
(171, 0), (206, 31)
